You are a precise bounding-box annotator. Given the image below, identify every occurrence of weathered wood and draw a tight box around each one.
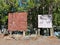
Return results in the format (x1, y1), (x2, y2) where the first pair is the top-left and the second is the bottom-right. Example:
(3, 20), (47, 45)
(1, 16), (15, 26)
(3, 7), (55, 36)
(9, 31), (12, 35)
(23, 31), (25, 37)
(38, 29), (40, 36)
(50, 28), (54, 36)
(36, 30), (37, 35)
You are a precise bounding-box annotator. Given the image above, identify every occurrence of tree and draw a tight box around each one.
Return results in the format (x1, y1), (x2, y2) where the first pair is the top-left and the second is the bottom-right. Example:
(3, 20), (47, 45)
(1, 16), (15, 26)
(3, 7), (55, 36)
(0, 0), (60, 29)
(53, 0), (60, 26)
(0, 0), (10, 29)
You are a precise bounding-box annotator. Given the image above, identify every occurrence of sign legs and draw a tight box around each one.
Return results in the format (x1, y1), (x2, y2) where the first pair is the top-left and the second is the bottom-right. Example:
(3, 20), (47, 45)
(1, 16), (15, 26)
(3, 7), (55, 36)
(23, 31), (25, 37)
(50, 28), (54, 36)
(10, 31), (12, 35)
(38, 29), (40, 36)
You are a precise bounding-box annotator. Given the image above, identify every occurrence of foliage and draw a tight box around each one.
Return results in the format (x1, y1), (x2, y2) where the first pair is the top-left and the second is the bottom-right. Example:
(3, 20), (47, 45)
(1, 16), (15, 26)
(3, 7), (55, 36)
(53, 0), (60, 26)
(0, 0), (9, 28)
(0, 0), (60, 29)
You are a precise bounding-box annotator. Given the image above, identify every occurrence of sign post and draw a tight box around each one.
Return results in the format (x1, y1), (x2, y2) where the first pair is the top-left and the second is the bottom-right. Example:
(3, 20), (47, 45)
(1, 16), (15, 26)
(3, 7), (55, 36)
(38, 15), (53, 36)
(38, 29), (40, 36)
(23, 31), (25, 37)
(38, 15), (52, 28)
(8, 12), (27, 36)
(50, 28), (54, 36)
(8, 12), (27, 31)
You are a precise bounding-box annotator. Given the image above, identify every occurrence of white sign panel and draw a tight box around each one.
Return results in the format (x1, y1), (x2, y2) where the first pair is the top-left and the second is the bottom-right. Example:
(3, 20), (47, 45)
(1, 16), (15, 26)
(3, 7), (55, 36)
(38, 15), (52, 28)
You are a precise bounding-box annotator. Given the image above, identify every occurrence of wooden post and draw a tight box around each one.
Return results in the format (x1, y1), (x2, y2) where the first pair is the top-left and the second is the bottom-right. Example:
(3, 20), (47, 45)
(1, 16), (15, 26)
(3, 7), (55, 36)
(38, 29), (40, 36)
(34, 28), (37, 35)
(50, 28), (54, 36)
(10, 31), (12, 35)
(36, 30), (37, 35)
(23, 31), (25, 37)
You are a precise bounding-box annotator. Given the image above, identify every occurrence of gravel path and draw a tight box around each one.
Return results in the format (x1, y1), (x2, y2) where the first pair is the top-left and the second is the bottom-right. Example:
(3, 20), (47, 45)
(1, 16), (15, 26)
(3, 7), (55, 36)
(0, 36), (60, 45)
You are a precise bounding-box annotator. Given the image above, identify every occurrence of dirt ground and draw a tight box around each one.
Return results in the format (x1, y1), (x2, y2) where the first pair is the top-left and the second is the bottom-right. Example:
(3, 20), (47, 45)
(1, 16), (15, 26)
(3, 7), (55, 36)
(0, 35), (60, 45)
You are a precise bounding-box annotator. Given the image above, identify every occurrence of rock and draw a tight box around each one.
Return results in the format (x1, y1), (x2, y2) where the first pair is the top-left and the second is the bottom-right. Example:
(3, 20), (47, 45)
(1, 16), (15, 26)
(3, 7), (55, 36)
(48, 36), (58, 39)
(13, 34), (23, 40)
(23, 36), (30, 40)
(4, 36), (13, 40)
(30, 34), (37, 38)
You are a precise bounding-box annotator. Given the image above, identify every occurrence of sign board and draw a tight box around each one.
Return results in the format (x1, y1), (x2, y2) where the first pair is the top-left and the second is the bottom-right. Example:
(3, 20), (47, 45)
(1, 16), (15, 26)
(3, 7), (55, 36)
(38, 15), (52, 28)
(8, 12), (27, 31)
